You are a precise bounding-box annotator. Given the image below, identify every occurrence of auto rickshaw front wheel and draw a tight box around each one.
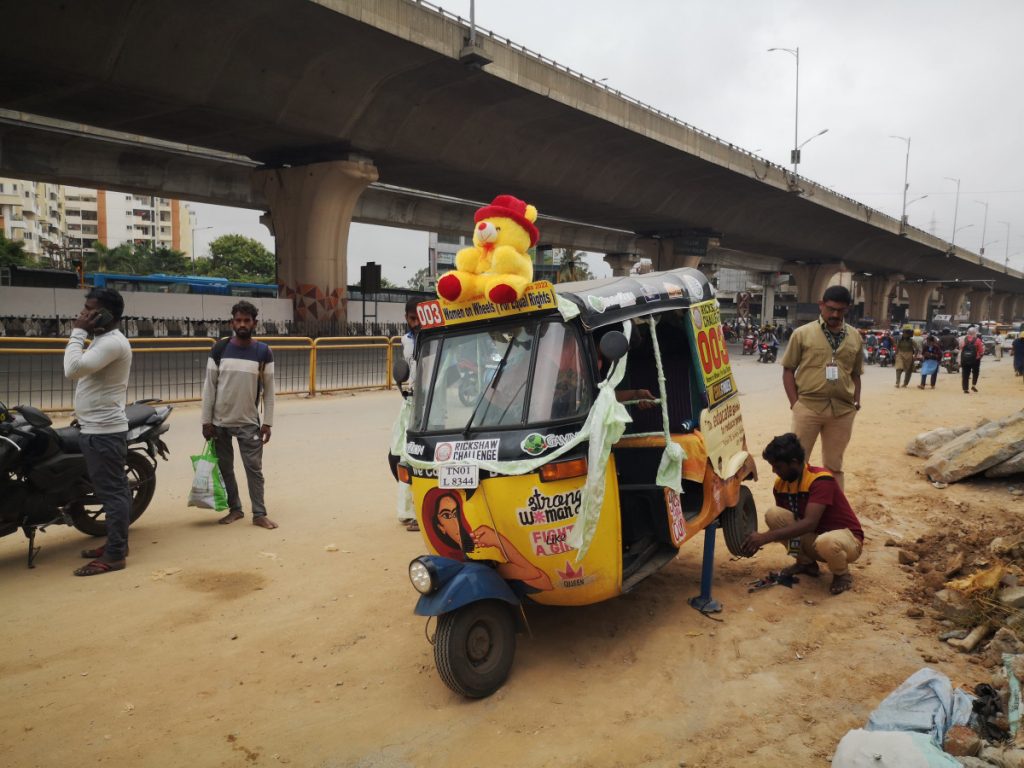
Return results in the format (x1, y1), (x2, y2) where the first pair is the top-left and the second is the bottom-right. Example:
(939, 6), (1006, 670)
(721, 485), (758, 557)
(434, 600), (516, 698)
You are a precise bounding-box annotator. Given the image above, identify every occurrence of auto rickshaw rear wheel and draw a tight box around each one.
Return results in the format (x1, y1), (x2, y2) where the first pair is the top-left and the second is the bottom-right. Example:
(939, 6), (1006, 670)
(434, 600), (516, 698)
(721, 485), (757, 558)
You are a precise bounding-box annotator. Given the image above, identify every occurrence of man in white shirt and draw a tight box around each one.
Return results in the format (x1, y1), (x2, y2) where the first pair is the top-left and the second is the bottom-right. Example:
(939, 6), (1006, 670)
(63, 288), (133, 576)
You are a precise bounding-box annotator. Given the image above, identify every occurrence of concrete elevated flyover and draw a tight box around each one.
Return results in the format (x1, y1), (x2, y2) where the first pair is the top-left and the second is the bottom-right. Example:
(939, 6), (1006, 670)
(2, 0), (1022, 320)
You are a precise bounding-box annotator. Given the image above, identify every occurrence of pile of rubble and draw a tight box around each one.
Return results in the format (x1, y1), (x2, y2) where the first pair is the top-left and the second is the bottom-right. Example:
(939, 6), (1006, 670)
(908, 412), (1024, 483)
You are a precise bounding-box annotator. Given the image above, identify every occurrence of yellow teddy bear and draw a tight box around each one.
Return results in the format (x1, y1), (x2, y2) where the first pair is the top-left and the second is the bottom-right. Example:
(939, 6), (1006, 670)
(436, 194), (537, 305)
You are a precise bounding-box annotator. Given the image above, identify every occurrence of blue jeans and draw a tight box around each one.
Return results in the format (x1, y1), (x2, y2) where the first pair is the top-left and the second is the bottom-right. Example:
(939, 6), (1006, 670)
(80, 432), (131, 560)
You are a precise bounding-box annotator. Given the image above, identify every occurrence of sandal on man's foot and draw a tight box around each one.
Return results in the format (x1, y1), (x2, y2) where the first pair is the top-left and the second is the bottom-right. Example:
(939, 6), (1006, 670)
(780, 561), (820, 578)
(218, 510), (244, 525)
(830, 573), (853, 595)
(81, 544), (129, 559)
(74, 559), (125, 577)
(252, 516), (278, 529)
(404, 520), (420, 532)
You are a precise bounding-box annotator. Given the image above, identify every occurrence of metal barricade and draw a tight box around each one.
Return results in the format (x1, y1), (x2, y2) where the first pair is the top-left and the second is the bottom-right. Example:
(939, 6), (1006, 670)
(312, 336), (394, 394)
(0, 335), (395, 411)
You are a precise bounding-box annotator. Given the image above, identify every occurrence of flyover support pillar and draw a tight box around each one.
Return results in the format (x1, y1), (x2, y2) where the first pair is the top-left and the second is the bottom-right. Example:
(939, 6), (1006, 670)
(941, 286), (971, 321)
(760, 273), (776, 327)
(788, 262), (844, 304)
(856, 273), (903, 325)
(901, 283), (935, 324)
(967, 291), (991, 324)
(990, 293), (1010, 324)
(254, 158), (379, 322)
(603, 252), (640, 277)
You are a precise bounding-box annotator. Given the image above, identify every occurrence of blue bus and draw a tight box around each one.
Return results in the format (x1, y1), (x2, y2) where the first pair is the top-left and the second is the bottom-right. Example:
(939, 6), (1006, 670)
(88, 273), (278, 298)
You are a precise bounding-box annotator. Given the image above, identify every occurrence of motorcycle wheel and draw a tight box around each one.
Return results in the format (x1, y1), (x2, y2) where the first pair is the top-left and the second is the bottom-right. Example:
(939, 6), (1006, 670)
(72, 451), (156, 537)
(457, 374), (479, 407)
(434, 600), (516, 698)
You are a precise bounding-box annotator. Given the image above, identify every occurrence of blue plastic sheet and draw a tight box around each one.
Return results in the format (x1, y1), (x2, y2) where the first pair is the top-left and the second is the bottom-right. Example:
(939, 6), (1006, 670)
(865, 667), (975, 746)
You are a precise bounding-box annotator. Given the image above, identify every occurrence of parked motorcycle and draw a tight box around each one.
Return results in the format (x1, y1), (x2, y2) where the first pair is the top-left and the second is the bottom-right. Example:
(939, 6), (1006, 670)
(877, 347), (892, 368)
(0, 399), (172, 567)
(864, 344), (878, 365)
(742, 334), (757, 355)
(942, 350), (960, 373)
(758, 343), (777, 363)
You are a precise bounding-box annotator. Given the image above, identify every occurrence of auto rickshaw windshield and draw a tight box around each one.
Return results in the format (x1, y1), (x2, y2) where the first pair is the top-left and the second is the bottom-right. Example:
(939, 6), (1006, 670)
(411, 319), (593, 432)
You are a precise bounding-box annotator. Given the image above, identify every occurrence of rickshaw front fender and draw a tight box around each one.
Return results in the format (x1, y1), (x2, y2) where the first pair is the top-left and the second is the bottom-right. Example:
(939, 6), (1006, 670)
(413, 556), (521, 617)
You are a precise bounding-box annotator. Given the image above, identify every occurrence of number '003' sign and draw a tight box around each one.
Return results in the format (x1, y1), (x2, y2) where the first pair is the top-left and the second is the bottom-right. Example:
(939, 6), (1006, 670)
(417, 301), (444, 329)
(688, 300), (736, 405)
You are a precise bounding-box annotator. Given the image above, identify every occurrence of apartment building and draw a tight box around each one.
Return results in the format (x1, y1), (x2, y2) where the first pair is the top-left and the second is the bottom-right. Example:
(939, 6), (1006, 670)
(0, 179), (65, 258)
(0, 178), (194, 263)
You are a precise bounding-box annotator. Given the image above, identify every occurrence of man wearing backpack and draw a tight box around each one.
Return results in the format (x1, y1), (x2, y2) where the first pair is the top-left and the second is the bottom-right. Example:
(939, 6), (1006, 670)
(960, 326), (985, 394)
(200, 301), (278, 528)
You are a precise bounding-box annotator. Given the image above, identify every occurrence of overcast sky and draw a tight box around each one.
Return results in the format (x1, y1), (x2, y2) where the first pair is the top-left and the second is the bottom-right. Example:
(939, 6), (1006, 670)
(195, 0), (1024, 283)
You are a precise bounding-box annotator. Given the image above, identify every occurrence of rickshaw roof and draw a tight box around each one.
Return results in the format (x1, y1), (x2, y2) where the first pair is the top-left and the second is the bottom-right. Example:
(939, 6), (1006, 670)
(555, 267), (715, 330)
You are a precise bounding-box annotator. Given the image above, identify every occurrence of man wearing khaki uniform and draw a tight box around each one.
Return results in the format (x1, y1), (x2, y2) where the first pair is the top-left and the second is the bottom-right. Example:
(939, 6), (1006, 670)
(780, 285), (863, 490)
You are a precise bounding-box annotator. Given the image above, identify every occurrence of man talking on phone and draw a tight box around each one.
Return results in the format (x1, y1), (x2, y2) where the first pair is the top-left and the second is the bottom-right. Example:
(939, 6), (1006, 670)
(63, 287), (133, 576)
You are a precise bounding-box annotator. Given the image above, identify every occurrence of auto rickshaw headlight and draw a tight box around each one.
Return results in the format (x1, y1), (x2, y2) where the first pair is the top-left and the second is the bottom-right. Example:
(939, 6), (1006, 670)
(409, 557), (437, 595)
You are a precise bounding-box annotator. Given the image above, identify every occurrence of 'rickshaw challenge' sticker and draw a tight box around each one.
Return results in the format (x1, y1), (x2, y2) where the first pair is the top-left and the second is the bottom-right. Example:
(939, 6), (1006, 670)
(434, 438), (500, 462)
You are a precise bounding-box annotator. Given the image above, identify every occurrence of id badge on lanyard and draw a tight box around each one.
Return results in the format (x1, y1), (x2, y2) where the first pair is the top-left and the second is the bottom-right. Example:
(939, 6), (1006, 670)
(825, 361), (839, 381)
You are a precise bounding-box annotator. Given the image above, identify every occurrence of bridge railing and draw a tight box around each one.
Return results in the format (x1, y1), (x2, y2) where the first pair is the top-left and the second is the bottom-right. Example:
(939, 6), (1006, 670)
(0, 336), (396, 413)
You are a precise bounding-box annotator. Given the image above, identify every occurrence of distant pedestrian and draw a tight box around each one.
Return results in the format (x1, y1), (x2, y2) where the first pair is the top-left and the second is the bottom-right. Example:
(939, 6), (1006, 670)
(64, 287), (133, 576)
(918, 334), (942, 389)
(894, 325), (916, 388)
(780, 285), (863, 490)
(960, 326), (985, 394)
(1013, 332), (1024, 377)
(396, 297), (421, 532)
(200, 301), (278, 529)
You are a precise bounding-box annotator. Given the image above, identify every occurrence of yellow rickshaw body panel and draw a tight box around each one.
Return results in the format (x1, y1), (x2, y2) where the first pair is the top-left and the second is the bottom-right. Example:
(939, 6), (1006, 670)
(410, 463), (623, 607)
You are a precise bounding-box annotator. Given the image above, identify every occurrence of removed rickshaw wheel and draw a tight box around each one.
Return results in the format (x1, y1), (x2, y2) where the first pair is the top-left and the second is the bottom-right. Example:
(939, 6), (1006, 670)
(434, 600), (516, 698)
(721, 485), (757, 558)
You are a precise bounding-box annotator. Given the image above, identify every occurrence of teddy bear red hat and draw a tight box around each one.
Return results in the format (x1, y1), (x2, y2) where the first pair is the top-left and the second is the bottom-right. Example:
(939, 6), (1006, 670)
(474, 194), (539, 247)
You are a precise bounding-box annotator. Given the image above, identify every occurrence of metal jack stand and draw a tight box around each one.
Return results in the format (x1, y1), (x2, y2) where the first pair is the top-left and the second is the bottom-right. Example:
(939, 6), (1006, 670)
(688, 521), (722, 614)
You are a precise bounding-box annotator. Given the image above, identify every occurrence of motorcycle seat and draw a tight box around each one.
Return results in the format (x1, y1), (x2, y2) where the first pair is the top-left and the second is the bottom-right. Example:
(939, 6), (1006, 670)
(126, 403), (158, 428)
(53, 426), (82, 453)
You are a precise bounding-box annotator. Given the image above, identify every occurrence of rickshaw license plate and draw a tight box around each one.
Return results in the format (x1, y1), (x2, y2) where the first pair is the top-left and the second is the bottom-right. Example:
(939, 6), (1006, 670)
(439, 464), (479, 490)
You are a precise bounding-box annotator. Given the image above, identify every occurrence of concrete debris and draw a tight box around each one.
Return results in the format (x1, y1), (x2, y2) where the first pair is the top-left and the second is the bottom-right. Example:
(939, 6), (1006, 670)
(987, 452), (1024, 479)
(987, 628), (1024, 659)
(948, 623), (993, 653)
(933, 588), (977, 623)
(991, 535), (1024, 560)
(899, 549), (921, 565)
(925, 411), (1024, 484)
(906, 425), (972, 458)
(945, 552), (966, 578)
(1000, 587), (1024, 610)
(944, 724), (982, 756)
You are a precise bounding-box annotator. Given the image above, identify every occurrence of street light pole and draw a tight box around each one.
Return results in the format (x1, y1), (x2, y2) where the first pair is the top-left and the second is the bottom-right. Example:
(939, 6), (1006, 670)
(976, 200), (989, 255)
(998, 221), (1011, 266)
(890, 135), (910, 231)
(191, 225), (213, 268)
(944, 177), (961, 250)
(768, 46), (799, 175)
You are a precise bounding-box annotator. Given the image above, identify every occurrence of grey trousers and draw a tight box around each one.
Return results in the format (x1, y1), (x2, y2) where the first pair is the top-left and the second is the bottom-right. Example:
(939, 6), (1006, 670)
(213, 425), (267, 517)
(80, 432), (131, 560)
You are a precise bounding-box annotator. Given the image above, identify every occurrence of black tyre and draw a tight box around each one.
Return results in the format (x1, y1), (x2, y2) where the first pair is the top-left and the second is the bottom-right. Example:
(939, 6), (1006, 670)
(720, 485), (757, 558)
(72, 451), (156, 537)
(434, 600), (516, 698)
(457, 374), (479, 407)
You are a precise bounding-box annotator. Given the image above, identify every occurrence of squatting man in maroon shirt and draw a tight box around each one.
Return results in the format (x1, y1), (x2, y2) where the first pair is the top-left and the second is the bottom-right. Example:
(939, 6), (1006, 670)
(741, 433), (864, 595)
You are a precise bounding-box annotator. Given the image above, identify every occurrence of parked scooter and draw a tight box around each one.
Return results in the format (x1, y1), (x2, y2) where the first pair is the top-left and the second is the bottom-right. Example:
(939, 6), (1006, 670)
(864, 344), (878, 365)
(877, 347), (892, 368)
(742, 334), (757, 355)
(758, 342), (777, 363)
(942, 350), (960, 373)
(0, 399), (172, 567)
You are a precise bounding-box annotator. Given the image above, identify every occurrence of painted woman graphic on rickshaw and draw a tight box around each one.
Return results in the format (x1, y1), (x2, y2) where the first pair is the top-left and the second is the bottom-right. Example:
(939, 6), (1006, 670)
(422, 488), (552, 592)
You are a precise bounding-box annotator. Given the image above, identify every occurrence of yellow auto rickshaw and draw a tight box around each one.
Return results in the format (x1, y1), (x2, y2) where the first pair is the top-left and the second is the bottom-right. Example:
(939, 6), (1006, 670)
(391, 267), (758, 697)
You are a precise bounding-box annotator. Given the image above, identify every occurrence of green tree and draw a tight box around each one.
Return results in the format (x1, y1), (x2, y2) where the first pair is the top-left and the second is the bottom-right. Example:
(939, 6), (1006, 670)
(0, 233), (30, 268)
(556, 250), (595, 283)
(202, 235), (275, 283)
(407, 266), (433, 290)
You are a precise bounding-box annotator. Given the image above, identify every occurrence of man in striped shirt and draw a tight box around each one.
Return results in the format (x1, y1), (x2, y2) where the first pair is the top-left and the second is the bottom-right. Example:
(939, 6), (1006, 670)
(200, 301), (277, 529)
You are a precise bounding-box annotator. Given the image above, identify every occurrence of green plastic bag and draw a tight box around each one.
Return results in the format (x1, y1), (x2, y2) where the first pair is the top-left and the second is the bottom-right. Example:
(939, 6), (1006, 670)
(188, 440), (229, 511)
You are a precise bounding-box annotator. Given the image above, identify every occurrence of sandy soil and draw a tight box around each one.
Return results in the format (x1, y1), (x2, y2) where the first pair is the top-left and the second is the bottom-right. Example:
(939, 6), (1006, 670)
(1, 350), (1020, 767)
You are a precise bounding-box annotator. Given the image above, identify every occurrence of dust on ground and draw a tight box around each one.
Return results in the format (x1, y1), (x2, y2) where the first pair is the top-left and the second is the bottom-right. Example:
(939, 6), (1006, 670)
(1, 354), (1021, 767)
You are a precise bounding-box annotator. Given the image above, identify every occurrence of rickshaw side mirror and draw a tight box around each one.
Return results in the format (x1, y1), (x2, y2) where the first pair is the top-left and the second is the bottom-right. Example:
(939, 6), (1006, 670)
(599, 330), (629, 362)
(392, 357), (411, 386)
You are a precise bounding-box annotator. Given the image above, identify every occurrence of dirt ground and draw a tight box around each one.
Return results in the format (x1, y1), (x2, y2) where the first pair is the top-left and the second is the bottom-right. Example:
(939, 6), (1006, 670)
(2, 350), (1021, 767)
